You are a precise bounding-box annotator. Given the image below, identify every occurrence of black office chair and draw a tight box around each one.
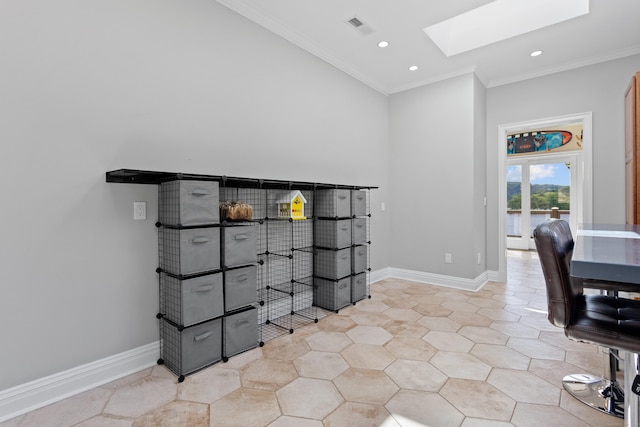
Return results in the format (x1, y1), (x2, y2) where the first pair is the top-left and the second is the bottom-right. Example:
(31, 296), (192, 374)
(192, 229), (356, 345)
(533, 218), (640, 418)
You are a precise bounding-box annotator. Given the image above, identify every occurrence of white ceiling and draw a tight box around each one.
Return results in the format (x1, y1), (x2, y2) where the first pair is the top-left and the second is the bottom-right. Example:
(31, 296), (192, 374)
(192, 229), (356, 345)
(216, 0), (640, 95)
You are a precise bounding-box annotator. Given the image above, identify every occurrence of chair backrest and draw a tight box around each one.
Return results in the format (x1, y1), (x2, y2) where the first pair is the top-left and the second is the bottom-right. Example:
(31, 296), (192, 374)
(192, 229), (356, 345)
(533, 219), (581, 328)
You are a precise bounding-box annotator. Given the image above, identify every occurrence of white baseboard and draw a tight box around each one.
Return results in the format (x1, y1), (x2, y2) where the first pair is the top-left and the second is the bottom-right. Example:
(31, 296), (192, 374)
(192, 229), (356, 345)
(488, 269), (506, 283)
(0, 341), (159, 423)
(371, 267), (489, 292)
(370, 267), (392, 283)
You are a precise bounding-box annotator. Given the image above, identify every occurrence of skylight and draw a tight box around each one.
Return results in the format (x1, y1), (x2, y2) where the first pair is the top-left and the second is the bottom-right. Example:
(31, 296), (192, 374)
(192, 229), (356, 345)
(423, 0), (589, 57)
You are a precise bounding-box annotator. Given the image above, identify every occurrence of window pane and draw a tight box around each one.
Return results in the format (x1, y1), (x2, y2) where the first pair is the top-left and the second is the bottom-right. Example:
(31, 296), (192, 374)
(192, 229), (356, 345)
(507, 165), (522, 238)
(529, 162), (571, 237)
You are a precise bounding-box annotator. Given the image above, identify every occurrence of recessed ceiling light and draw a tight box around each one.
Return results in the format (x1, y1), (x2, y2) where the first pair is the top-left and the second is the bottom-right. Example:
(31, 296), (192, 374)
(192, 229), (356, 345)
(423, 0), (589, 57)
(409, 65), (419, 71)
(377, 41), (389, 48)
(530, 50), (543, 57)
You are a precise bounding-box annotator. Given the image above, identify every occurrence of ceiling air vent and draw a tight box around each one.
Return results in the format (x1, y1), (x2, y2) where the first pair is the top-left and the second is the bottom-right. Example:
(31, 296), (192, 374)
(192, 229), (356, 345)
(346, 16), (375, 36)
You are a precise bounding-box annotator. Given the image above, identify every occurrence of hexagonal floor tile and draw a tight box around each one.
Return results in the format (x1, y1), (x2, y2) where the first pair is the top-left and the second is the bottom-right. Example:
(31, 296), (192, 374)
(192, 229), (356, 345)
(346, 325), (393, 345)
(384, 336), (436, 361)
(413, 304), (453, 317)
(317, 314), (356, 332)
(209, 388), (281, 427)
(305, 331), (353, 352)
(470, 343), (531, 370)
(440, 378), (515, 420)
(178, 365), (241, 403)
(506, 337), (565, 361)
(423, 331), (474, 352)
(103, 376), (177, 418)
(385, 359), (447, 392)
(487, 369), (561, 405)
(323, 402), (395, 427)
(341, 343), (395, 370)
(276, 378), (343, 419)
(458, 326), (509, 345)
(349, 311), (391, 327)
(430, 351), (492, 381)
(385, 390), (464, 427)
(383, 308), (422, 322)
(333, 368), (398, 405)
(241, 358), (298, 391)
(294, 351), (349, 379)
(382, 320), (428, 339)
(417, 316), (461, 332)
(262, 335), (311, 360)
(132, 401), (208, 426)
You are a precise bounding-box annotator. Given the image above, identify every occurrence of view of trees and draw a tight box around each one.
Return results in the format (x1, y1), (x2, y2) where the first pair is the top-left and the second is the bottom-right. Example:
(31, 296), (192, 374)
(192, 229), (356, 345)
(507, 183), (570, 210)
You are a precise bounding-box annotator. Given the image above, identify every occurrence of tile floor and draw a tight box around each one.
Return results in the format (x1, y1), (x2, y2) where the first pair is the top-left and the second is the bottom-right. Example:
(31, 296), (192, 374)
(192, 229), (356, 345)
(1, 251), (624, 426)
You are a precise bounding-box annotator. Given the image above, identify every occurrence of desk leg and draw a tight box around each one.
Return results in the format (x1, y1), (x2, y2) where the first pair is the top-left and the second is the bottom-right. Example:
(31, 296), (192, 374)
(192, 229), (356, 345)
(624, 351), (640, 427)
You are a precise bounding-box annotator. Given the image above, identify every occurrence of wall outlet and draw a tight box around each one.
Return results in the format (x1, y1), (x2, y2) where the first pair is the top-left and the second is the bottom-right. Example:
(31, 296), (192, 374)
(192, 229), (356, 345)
(445, 253), (452, 264)
(381, 202), (386, 211)
(133, 202), (146, 220)
(478, 253), (481, 265)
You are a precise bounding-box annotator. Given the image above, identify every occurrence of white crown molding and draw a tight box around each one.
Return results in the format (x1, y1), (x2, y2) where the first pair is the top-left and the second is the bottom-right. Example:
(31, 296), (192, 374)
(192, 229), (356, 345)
(389, 66), (481, 94)
(0, 342), (159, 423)
(487, 46), (640, 88)
(216, 0), (391, 96)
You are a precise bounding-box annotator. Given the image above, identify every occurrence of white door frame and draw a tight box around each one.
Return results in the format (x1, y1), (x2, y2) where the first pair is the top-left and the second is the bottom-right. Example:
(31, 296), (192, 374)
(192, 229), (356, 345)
(497, 112), (593, 281)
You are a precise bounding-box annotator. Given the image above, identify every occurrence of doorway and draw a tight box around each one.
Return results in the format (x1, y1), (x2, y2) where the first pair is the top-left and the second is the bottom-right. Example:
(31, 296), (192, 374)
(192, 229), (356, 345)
(497, 113), (592, 283)
(506, 155), (578, 250)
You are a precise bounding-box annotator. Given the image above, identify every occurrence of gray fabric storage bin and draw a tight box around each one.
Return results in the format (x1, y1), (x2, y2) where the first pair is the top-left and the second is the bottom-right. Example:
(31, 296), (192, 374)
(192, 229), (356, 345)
(352, 245), (368, 274)
(224, 307), (258, 357)
(160, 317), (222, 376)
(351, 190), (367, 216)
(223, 225), (257, 268)
(352, 218), (367, 245)
(315, 247), (351, 280)
(160, 272), (223, 327)
(352, 272), (367, 302)
(315, 219), (352, 249)
(225, 265), (257, 312)
(160, 227), (220, 276)
(314, 277), (351, 311)
(315, 189), (351, 218)
(159, 180), (219, 227)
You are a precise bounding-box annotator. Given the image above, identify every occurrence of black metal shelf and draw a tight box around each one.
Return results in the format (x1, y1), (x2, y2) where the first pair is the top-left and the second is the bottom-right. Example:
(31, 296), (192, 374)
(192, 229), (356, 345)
(106, 168), (377, 190)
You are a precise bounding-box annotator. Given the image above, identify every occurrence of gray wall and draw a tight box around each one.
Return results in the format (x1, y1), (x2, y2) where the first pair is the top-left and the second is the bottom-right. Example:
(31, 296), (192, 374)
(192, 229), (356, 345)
(389, 73), (487, 279)
(486, 54), (640, 271)
(0, 0), (390, 390)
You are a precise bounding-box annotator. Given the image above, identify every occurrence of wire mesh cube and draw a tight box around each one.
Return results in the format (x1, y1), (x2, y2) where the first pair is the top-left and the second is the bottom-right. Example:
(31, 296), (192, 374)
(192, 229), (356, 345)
(222, 224), (257, 268)
(352, 245), (368, 274)
(224, 307), (258, 358)
(314, 276), (351, 311)
(315, 189), (351, 218)
(159, 227), (220, 276)
(159, 180), (219, 227)
(224, 265), (258, 312)
(160, 317), (222, 378)
(315, 219), (352, 249)
(352, 272), (368, 303)
(315, 247), (351, 280)
(351, 190), (367, 217)
(159, 272), (223, 327)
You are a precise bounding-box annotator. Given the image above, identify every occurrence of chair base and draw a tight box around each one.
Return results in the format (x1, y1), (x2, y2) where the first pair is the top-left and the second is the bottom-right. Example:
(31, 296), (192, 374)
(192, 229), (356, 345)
(563, 373), (624, 418)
